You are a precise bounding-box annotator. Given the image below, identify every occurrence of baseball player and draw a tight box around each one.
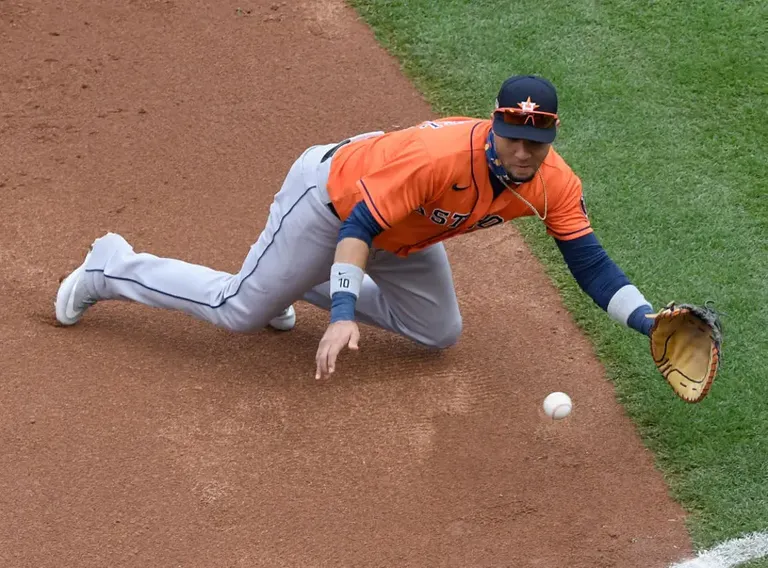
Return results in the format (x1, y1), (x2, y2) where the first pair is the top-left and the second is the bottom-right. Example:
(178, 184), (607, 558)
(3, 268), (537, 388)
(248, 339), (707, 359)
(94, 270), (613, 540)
(55, 75), (657, 380)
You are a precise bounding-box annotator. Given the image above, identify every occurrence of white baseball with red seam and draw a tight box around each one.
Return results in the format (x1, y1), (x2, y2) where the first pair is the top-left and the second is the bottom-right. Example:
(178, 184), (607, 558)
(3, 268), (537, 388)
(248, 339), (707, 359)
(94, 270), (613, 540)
(543, 392), (572, 420)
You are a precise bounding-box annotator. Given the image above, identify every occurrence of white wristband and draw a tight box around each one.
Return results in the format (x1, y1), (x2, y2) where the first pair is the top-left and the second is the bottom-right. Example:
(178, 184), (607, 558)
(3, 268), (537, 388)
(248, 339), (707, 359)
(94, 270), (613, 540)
(330, 262), (365, 298)
(606, 284), (652, 325)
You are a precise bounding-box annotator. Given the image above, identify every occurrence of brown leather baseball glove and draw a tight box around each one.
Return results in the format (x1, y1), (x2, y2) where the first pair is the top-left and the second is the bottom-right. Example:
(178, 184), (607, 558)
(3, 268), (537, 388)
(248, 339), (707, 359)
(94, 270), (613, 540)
(646, 301), (724, 403)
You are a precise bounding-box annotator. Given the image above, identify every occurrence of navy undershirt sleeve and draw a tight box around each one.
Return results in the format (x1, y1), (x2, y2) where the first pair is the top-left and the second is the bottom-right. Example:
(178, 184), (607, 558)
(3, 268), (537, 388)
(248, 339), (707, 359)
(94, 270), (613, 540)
(337, 200), (384, 245)
(555, 232), (629, 309)
(555, 233), (653, 335)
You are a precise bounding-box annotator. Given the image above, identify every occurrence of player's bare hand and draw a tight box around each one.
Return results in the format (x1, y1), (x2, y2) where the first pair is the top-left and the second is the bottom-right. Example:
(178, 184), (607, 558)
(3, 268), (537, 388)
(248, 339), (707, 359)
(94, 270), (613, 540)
(315, 320), (360, 380)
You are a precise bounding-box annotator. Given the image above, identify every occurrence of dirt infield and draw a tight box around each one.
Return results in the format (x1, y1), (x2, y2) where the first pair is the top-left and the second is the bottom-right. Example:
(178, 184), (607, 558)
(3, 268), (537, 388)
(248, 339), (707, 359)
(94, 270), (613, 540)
(1, 1), (694, 566)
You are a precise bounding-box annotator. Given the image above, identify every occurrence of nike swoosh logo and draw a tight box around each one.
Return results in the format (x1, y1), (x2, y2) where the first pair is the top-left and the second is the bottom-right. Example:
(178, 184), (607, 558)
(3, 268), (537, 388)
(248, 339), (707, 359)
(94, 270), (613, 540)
(65, 295), (79, 320)
(452, 183), (470, 191)
(64, 277), (81, 320)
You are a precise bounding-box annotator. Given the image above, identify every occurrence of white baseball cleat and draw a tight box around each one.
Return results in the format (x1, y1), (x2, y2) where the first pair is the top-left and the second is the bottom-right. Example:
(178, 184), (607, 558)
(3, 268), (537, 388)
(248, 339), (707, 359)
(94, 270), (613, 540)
(268, 305), (296, 331)
(54, 251), (98, 326)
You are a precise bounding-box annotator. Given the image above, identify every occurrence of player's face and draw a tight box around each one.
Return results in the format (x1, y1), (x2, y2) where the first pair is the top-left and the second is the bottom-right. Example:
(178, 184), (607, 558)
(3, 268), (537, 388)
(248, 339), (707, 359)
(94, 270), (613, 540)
(493, 134), (550, 183)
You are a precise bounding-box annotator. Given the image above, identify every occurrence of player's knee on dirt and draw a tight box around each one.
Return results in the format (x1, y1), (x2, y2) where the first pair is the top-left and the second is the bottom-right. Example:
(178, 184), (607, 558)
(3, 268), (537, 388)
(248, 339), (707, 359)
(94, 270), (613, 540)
(219, 314), (260, 333)
(422, 313), (463, 349)
(216, 307), (272, 334)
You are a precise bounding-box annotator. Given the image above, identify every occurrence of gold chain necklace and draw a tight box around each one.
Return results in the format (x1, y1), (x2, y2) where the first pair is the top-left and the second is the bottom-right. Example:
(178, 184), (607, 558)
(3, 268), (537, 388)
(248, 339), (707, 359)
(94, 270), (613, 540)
(499, 169), (548, 221)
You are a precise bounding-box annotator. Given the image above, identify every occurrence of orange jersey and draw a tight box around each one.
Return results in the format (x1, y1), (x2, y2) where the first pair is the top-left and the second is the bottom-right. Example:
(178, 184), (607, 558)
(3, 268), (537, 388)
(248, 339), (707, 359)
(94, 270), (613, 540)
(325, 118), (592, 256)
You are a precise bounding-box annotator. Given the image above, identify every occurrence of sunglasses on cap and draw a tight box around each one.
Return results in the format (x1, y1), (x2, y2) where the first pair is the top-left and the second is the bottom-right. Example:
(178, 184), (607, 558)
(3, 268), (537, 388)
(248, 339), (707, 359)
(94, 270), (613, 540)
(493, 106), (559, 129)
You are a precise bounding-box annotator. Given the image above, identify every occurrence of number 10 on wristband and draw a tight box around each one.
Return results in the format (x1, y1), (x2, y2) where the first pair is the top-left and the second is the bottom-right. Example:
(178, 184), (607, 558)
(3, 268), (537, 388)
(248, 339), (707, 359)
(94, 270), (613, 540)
(330, 263), (364, 298)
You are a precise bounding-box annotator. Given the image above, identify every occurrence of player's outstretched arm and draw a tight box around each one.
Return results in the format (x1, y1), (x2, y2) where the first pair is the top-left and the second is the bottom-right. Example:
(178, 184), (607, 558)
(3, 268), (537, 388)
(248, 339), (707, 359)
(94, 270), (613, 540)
(555, 232), (725, 403)
(554, 232), (655, 336)
(314, 200), (384, 380)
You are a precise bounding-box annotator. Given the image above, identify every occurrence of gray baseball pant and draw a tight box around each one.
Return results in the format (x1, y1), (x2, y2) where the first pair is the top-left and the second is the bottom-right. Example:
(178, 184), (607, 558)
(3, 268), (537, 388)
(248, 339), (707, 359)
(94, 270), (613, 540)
(81, 137), (463, 348)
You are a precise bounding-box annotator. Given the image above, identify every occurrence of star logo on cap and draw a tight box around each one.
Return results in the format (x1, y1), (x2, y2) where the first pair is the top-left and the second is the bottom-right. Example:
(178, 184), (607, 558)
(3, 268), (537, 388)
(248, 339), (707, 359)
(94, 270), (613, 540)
(517, 96), (539, 113)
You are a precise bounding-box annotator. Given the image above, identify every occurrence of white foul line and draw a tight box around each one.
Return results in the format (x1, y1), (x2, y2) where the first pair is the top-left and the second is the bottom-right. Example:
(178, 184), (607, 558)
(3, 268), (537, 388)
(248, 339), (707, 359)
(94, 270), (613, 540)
(670, 531), (768, 568)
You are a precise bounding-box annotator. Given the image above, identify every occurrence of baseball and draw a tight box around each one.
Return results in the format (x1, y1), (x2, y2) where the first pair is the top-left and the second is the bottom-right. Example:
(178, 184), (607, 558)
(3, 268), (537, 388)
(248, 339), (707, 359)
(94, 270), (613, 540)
(543, 391), (572, 420)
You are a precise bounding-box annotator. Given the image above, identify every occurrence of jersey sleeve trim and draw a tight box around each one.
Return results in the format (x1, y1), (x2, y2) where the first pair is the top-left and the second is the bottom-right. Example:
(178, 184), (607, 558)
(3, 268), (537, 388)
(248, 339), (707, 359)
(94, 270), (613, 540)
(547, 225), (594, 240)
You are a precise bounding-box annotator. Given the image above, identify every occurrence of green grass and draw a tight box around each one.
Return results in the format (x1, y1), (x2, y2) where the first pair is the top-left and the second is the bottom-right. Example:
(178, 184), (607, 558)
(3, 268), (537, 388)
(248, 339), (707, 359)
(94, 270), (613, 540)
(349, 0), (768, 552)
(743, 558), (768, 568)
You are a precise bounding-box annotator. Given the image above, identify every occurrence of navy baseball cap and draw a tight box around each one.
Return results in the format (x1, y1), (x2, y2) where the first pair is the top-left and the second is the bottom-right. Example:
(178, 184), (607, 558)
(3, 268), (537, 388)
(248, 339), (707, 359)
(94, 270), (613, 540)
(492, 75), (559, 143)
